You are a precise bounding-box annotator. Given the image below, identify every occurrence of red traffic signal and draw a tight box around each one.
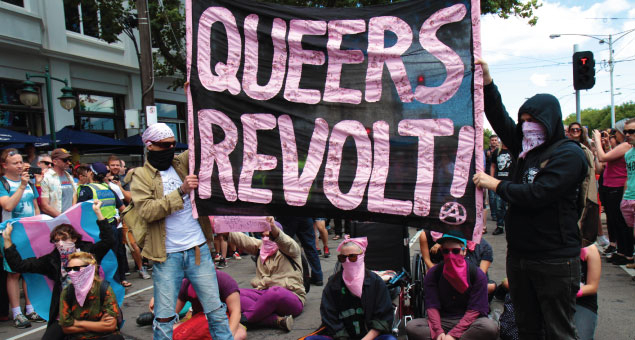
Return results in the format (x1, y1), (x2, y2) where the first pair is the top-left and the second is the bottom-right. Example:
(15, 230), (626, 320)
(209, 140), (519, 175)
(572, 51), (595, 90)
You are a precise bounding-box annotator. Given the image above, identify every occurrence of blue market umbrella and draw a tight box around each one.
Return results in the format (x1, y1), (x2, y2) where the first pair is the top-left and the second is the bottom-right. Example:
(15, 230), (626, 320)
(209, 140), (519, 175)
(41, 127), (127, 146)
(0, 128), (45, 144)
(124, 134), (188, 150)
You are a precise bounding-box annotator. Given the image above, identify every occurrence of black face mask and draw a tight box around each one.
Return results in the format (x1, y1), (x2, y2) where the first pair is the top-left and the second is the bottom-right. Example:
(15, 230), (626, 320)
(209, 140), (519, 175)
(147, 148), (175, 171)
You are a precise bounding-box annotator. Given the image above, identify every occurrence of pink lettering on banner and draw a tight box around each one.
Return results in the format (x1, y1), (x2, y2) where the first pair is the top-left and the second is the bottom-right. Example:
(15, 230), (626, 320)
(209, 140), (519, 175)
(398, 119), (454, 216)
(367, 121), (413, 215)
(213, 216), (271, 233)
(242, 15), (288, 101)
(323, 20), (366, 104)
(279, 115), (329, 206)
(239, 114), (278, 204)
(324, 121), (373, 210)
(414, 4), (467, 104)
(451, 125), (475, 198)
(284, 20), (327, 104)
(197, 7), (242, 95)
(365, 16), (413, 103)
(198, 109), (238, 201)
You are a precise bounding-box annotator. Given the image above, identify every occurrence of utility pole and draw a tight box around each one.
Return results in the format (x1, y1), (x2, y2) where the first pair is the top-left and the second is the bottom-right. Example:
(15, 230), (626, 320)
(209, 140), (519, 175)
(137, 0), (154, 130)
(608, 34), (615, 128)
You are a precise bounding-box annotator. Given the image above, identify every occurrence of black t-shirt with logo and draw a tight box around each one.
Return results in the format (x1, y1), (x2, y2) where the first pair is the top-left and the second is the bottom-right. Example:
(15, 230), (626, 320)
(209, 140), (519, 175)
(493, 149), (514, 181)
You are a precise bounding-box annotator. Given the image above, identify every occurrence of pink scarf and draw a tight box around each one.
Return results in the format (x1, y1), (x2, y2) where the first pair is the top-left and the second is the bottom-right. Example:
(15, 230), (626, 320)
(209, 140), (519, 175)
(337, 236), (368, 298)
(68, 264), (95, 307)
(260, 236), (279, 263)
(442, 252), (469, 294)
(519, 121), (547, 159)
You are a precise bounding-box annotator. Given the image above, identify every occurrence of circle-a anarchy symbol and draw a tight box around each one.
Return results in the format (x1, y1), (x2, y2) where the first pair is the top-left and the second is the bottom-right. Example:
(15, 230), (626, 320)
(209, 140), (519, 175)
(439, 202), (467, 225)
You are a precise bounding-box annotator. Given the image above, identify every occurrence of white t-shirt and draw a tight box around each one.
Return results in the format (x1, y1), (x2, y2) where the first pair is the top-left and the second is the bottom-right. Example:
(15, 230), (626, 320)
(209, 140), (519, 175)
(160, 166), (206, 253)
(109, 182), (125, 201)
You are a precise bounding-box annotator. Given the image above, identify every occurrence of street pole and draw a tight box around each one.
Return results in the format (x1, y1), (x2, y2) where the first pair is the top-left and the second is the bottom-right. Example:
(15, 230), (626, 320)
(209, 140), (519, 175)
(608, 34), (615, 128)
(137, 0), (154, 130)
(574, 44), (581, 123)
(43, 67), (57, 149)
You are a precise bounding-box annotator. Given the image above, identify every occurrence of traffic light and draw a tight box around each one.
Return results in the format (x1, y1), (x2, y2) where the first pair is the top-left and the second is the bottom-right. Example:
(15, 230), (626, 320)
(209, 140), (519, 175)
(572, 51), (595, 90)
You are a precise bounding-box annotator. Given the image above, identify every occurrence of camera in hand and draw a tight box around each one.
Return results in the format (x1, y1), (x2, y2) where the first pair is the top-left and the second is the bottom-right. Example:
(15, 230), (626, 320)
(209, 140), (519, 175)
(112, 175), (120, 182)
(28, 166), (42, 179)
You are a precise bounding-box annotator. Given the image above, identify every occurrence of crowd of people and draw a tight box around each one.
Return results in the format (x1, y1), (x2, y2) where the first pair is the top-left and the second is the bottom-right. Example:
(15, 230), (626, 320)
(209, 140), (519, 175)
(0, 63), (632, 340)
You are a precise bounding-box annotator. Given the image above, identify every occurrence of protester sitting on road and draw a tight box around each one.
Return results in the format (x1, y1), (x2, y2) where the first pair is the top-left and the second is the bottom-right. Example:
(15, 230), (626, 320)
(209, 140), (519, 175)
(406, 231), (499, 340)
(308, 236), (394, 340)
(0, 148), (42, 328)
(59, 251), (123, 340)
(418, 229), (442, 270)
(142, 270), (246, 340)
(3, 200), (114, 340)
(228, 217), (305, 332)
(594, 120), (633, 266)
(575, 244), (601, 340)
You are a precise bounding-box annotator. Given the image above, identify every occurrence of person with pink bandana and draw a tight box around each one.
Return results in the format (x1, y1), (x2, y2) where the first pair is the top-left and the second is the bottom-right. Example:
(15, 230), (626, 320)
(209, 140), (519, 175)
(227, 217), (305, 332)
(307, 236), (395, 340)
(406, 231), (498, 340)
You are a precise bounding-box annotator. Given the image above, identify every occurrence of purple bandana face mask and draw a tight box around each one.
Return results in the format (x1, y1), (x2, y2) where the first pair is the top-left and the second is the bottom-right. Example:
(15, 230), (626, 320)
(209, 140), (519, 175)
(260, 236), (279, 263)
(68, 264), (95, 307)
(519, 121), (547, 159)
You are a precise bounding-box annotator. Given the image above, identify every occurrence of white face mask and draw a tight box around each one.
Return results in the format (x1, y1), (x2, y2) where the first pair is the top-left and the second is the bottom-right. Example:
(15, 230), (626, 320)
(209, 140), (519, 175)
(519, 121), (547, 159)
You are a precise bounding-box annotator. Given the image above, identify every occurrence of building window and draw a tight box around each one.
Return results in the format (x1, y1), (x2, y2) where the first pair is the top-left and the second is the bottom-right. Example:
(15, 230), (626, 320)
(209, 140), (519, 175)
(1, 0), (24, 7)
(0, 79), (45, 136)
(64, 0), (100, 38)
(74, 91), (124, 139)
(156, 101), (186, 143)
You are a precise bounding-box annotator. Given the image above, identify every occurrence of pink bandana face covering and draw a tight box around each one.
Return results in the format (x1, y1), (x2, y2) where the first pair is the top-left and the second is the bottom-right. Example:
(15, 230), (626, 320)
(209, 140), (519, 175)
(337, 236), (368, 298)
(68, 264), (95, 307)
(259, 236), (279, 263)
(519, 121), (547, 159)
(442, 251), (469, 294)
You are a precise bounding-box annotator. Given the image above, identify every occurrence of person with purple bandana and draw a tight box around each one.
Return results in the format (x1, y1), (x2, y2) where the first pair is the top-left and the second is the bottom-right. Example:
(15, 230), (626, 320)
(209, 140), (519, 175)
(406, 231), (498, 340)
(308, 236), (394, 340)
(227, 217), (304, 332)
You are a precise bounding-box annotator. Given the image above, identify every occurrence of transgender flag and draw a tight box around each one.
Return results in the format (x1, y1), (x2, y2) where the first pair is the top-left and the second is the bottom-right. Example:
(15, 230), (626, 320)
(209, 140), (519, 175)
(0, 201), (124, 321)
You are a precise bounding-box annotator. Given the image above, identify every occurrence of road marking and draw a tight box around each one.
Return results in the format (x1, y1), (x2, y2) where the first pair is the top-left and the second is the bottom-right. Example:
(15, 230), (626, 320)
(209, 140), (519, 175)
(6, 285), (154, 340)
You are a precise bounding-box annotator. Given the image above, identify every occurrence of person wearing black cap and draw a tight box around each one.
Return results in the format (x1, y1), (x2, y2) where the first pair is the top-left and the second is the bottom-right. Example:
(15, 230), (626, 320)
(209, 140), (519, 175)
(77, 162), (128, 287)
(406, 231), (498, 340)
(473, 60), (587, 340)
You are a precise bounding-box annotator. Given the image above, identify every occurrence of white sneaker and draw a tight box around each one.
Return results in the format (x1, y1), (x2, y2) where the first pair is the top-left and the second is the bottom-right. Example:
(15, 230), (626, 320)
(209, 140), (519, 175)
(597, 235), (610, 247)
(139, 267), (151, 280)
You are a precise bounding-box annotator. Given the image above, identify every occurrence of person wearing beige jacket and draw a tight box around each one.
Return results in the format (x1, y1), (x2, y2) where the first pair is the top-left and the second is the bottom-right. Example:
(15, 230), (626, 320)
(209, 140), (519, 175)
(130, 123), (233, 340)
(228, 217), (305, 332)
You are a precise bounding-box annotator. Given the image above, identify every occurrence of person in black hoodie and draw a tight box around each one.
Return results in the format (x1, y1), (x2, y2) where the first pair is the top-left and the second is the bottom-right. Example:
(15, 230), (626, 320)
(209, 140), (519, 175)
(472, 59), (587, 340)
(2, 200), (114, 340)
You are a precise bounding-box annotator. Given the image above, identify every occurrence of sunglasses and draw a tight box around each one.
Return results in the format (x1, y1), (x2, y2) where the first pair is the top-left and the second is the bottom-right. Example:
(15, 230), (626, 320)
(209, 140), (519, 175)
(151, 141), (176, 149)
(7, 150), (18, 157)
(337, 253), (362, 263)
(65, 264), (89, 272)
(569, 128), (581, 132)
(441, 248), (465, 255)
(41, 161), (53, 166)
(623, 129), (635, 135)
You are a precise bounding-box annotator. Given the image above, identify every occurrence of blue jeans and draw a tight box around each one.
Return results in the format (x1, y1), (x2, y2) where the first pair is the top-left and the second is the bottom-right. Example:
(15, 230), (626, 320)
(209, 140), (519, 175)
(152, 243), (233, 340)
(488, 189), (498, 220)
(574, 305), (597, 340)
(275, 216), (323, 281)
(495, 194), (508, 228)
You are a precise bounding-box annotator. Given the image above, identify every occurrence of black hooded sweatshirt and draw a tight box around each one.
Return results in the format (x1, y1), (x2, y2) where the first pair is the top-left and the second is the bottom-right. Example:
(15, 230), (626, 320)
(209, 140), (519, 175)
(484, 82), (587, 259)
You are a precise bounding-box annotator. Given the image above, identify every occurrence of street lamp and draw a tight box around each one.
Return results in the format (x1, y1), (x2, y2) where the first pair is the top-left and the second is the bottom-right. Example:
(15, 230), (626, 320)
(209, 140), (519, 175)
(550, 28), (635, 128)
(18, 66), (77, 148)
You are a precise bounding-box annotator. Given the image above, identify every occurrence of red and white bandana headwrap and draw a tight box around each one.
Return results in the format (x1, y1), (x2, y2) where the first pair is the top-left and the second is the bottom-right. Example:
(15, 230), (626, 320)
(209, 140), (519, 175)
(142, 123), (174, 147)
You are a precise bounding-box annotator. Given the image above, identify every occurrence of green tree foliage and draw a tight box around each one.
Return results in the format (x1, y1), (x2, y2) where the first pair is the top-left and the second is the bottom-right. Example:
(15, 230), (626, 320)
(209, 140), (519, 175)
(483, 128), (493, 150)
(563, 102), (635, 130)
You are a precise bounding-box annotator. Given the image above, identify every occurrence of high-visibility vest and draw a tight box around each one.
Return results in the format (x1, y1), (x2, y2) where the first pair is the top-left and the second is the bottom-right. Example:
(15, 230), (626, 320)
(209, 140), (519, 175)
(87, 183), (117, 220)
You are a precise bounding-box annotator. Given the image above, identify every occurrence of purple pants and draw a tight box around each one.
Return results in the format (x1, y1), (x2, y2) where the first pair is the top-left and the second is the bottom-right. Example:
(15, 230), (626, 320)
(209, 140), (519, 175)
(239, 287), (303, 326)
